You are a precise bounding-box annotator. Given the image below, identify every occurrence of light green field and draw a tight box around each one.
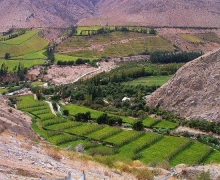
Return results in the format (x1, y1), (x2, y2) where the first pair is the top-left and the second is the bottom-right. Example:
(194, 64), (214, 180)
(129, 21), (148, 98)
(12, 50), (47, 60)
(140, 136), (189, 164)
(180, 34), (204, 43)
(142, 117), (158, 127)
(0, 88), (7, 94)
(203, 150), (220, 164)
(86, 126), (121, 140)
(170, 142), (211, 166)
(1, 30), (40, 45)
(114, 133), (159, 159)
(64, 123), (103, 136)
(0, 60), (45, 72)
(104, 130), (141, 146)
(152, 120), (179, 129)
(64, 104), (134, 124)
(31, 81), (45, 88)
(123, 76), (171, 86)
(0, 30), (48, 58)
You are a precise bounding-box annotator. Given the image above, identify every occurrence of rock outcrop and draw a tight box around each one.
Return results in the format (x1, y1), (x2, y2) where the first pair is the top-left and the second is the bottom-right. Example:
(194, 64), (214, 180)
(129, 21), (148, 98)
(146, 48), (220, 121)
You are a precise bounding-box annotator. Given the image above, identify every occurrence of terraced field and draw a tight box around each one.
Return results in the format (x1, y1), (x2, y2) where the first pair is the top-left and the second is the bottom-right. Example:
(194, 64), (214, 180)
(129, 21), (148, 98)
(17, 95), (220, 166)
(64, 104), (134, 124)
(123, 76), (172, 86)
(56, 31), (175, 59)
(0, 30), (48, 58)
(180, 34), (204, 43)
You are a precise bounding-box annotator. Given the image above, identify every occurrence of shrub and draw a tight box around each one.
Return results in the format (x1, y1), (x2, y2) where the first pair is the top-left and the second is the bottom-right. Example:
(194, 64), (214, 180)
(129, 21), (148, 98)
(136, 169), (154, 180)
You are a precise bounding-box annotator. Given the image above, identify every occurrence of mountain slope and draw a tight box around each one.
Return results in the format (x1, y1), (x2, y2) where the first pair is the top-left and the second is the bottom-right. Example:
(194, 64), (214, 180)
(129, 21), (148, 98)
(0, 0), (220, 31)
(82, 0), (220, 27)
(146, 48), (220, 121)
(0, 0), (95, 31)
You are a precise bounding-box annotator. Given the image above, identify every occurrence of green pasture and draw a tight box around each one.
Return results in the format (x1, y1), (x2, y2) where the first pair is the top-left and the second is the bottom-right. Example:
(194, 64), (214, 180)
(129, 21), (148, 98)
(1, 30), (39, 45)
(152, 120), (179, 129)
(12, 50), (47, 60)
(123, 76), (171, 86)
(31, 81), (45, 88)
(0, 60), (45, 72)
(0, 30), (48, 58)
(180, 34), (204, 43)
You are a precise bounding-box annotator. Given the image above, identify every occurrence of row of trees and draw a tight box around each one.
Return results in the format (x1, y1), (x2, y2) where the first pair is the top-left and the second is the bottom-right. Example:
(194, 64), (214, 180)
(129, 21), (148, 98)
(150, 51), (203, 64)
(71, 26), (157, 36)
(0, 30), (26, 42)
(0, 62), (27, 80)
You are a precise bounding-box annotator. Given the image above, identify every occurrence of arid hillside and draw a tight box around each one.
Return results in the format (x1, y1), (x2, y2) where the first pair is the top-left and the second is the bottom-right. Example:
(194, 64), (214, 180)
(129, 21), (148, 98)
(1, 0), (220, 31)
(80, 0), (220, 27)
(0, 0), (96, 31)
(146, 48), (220, 121)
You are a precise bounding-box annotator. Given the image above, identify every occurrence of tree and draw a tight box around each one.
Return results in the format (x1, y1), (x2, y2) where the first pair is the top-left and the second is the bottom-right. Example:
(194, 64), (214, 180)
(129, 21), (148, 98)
(133, 120), (144, 131)
(97, 113), (108, 124)
(69, 26), (77, 37)
(149, 28), (156, 35)
(63, 110), (69, 116)
(4, 52), (10, 59)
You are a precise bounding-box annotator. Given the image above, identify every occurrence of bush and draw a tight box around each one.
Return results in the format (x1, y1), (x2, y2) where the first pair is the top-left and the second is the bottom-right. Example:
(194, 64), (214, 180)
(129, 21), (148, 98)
(63, 110), (69, 116)
(136, 169), (154, 180)
(133, 120), (144, 131)
(196, 170), (211, 180)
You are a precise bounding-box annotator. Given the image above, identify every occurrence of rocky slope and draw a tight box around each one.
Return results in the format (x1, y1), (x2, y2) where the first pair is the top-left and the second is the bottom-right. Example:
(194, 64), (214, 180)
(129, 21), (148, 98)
(81, 0), (220, 27)
(0, 0), (220, 31)
(146, 48), (220, 121)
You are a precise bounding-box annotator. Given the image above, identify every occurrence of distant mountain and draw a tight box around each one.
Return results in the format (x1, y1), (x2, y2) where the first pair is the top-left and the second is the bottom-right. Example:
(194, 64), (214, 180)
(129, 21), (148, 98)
(0, 0), (220, 31)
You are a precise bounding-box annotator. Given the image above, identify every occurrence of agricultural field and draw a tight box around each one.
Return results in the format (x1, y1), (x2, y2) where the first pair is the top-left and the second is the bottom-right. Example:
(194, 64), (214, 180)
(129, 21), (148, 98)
(64, 104), (134, 124)
(30, 81), (45, 88)
(123, 76), (171, 86)
(170, 142), (211, 166)
(142, 116), (159, 127)
(56, 31), (175, 59)
(152, 120), (179, 129)
(0, 59), (45, 72)
(12, 50), (47, 60)
(0, 30), (48, 58)
(140, 136), (189, 163)
(195, 32), (220, 43)
(16, 95), (220, 166)
(180, 34), (204, 43)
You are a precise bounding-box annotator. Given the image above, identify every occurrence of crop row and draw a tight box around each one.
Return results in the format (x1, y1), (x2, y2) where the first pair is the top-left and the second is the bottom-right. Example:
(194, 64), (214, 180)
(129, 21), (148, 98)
(56, 136), (78, 146)
(133, 135), (163, 153)
(166, 140), (192, 161)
